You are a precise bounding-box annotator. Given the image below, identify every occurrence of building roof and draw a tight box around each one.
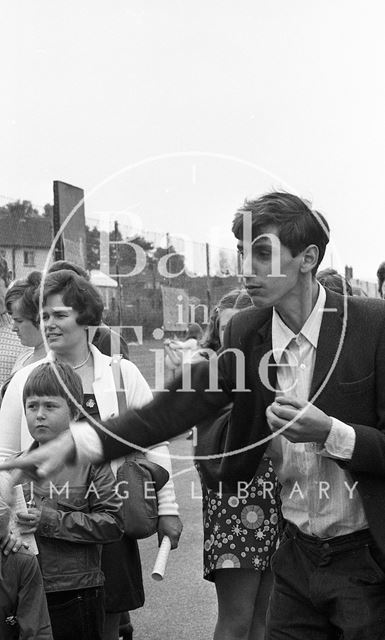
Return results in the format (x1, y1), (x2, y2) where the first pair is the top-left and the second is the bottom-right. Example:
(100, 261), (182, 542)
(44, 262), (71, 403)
(0, 216), (52, 248)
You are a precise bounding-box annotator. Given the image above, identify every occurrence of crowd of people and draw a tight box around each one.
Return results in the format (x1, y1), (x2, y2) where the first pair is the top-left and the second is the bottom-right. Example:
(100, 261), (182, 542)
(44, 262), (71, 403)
(0, 190), (384, 639)
(0, 261), (182, 640)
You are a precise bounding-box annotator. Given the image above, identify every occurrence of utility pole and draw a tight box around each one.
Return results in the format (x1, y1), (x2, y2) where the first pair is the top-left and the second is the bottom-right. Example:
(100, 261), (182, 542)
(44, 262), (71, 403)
(114, 220), (122, 327)
(166, 232), (171, 288)
(206, 242), (212, 311)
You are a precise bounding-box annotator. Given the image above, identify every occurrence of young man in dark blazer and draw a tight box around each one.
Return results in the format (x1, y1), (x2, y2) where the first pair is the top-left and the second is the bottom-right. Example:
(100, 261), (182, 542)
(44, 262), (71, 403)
(6, 192), (385, 639)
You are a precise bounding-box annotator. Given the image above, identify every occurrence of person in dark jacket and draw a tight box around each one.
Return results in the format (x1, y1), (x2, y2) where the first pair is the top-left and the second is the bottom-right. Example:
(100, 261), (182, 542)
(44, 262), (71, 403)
(0, 477), (53, 640)
(7, 192), (385, 638)
(16, 362), (123, 640)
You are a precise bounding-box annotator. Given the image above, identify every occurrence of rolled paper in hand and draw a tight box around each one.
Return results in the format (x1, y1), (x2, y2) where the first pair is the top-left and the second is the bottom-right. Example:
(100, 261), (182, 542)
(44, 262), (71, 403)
(10, 484), (38, 555)
(152, 536), (172, 581)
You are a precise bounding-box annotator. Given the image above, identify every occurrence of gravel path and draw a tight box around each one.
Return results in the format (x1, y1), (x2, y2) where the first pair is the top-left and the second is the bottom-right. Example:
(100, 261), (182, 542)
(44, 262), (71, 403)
(130, 436), (217, 640)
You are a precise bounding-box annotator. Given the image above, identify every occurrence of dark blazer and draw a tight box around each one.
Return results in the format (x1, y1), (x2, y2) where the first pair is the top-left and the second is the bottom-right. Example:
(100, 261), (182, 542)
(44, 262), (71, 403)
(96, 290), (385, 552)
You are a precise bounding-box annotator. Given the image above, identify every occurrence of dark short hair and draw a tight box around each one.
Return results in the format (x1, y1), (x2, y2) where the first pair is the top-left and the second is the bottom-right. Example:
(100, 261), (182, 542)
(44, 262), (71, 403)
(185, 323), (203, 340)
(41, 270), (104, 326)
(0, 256), (10, 287)
(48, 261), (90, 280)
(5, 271), (42, 325)
(201, 288), (253, 351)
(377, 261), (385, 295)
(232, 191), (330, 275)
(23, 362), (83, 419)
(317, 268), (352, 296)
(234, 291), (253, 310)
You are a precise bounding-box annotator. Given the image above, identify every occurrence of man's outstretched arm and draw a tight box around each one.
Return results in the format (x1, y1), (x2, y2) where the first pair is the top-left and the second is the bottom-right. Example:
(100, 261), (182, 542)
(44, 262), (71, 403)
(0, 359), (232, 478)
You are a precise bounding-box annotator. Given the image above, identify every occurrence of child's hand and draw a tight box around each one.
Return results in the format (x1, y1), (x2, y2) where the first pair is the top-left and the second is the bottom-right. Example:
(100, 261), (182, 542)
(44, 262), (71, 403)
(16, 507), (42, 534)
(0, 531), (29, 556)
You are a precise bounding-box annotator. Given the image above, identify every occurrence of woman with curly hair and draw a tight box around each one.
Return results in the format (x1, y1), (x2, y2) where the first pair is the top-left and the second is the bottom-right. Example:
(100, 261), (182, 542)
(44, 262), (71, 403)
(0, 270), (182, 640)
(5, 271), (46, 371)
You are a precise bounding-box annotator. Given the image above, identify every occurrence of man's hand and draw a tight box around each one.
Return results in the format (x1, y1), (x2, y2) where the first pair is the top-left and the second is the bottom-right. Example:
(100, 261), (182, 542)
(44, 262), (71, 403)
(0, 471), (20, 508)
(16, 507), (42, 535)
(157, 515), (183, 550)
(266, 396), (332, 444)
(0, 431), (76, 480)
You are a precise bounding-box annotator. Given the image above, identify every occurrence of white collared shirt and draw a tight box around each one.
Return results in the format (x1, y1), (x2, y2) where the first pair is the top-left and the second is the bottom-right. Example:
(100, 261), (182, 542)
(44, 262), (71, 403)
(267, 285), (368, 537)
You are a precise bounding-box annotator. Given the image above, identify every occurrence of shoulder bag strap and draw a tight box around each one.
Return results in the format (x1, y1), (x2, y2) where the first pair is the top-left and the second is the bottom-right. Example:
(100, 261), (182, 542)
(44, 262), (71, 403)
(111, 355), (127, 416)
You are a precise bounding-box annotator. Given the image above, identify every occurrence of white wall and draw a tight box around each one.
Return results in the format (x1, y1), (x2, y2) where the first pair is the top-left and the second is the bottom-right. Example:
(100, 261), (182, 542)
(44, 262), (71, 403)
(0, 247), (51, 279)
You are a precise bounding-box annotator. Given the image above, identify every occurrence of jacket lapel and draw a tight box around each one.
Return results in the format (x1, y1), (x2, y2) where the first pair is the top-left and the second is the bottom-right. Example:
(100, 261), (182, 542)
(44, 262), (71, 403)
(252, 310), (276, 408)
(309, 290), (345, 402)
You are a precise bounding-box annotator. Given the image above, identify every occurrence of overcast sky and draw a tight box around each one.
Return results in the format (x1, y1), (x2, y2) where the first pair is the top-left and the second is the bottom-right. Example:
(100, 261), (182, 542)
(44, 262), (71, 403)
(2, 0), (384, 279)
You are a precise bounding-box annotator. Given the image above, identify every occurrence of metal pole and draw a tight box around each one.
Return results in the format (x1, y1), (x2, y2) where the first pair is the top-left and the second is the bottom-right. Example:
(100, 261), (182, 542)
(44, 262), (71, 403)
(114, 220), (122, 327)
(205, 242), (212, 311)
(166, 232), (171, 288)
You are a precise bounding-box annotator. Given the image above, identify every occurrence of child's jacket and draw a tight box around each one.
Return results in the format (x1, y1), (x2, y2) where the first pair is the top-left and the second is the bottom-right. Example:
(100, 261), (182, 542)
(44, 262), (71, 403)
(21, 447), (123, 593)
(0, 550), (53, 639)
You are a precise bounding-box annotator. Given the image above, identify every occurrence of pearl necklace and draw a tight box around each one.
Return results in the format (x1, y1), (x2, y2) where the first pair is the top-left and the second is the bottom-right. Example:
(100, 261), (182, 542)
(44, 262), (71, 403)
(72, 351), (91, 370)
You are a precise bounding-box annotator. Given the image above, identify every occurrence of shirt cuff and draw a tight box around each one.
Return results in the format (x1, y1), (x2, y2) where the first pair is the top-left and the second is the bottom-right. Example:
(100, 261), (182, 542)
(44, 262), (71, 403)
(38, 504), (58, 537)
(69, 421), (104, 464)
(321, 418), (356, 460)
(146, 444), (179, 516)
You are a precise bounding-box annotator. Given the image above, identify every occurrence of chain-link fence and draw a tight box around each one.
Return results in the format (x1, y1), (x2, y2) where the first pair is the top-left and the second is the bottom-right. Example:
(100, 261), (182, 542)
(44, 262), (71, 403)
(0, 204), (244, 338)
(86, 221), (243, 336)
(0, 201), (380, 345)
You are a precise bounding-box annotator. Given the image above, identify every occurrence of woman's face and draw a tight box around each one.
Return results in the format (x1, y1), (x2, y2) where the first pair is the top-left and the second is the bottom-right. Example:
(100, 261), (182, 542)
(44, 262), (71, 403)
(10, 300), (43, 348)
(218, 308), (238, 347)
(42, 293), (88, 354)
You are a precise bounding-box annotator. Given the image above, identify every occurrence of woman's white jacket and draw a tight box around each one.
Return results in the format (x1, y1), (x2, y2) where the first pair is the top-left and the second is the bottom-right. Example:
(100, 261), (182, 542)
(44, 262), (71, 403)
(0, 344), (178, 516)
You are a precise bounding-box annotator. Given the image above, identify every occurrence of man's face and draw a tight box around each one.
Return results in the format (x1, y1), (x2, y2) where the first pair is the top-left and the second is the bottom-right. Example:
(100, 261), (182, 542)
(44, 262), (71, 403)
(25, 395), (72, 445)
(381, 281), (385, 299)
(238, 225), (304, 309)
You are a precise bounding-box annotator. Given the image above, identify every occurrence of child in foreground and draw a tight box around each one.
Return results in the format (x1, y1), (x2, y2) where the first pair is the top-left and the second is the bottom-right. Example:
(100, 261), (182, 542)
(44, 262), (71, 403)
(0, 473), (53, 639)
(16, 362), (123, 640)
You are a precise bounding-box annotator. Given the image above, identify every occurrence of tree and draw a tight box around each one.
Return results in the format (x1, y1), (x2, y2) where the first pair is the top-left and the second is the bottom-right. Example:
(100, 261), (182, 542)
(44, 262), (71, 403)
(110, 224), (154, 275)
(0, 200), (40, 221)
(153, 245), (185, 276)
(217, 248), (236, 277)
(85, 224), (100, 270)
(42, 203), (53, 219)
(85, 221), (155, 274)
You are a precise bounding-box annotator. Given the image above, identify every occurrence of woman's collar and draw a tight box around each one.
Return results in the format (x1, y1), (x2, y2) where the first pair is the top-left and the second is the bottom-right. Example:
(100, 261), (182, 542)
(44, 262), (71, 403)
(47, 343), (104, 379)
(89, 343), (104, 380)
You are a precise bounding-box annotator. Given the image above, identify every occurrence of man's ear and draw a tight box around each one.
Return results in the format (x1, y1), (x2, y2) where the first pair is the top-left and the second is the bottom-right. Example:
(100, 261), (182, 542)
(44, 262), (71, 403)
(300, 245), (319, 274)
(72, 410), (80, 422)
